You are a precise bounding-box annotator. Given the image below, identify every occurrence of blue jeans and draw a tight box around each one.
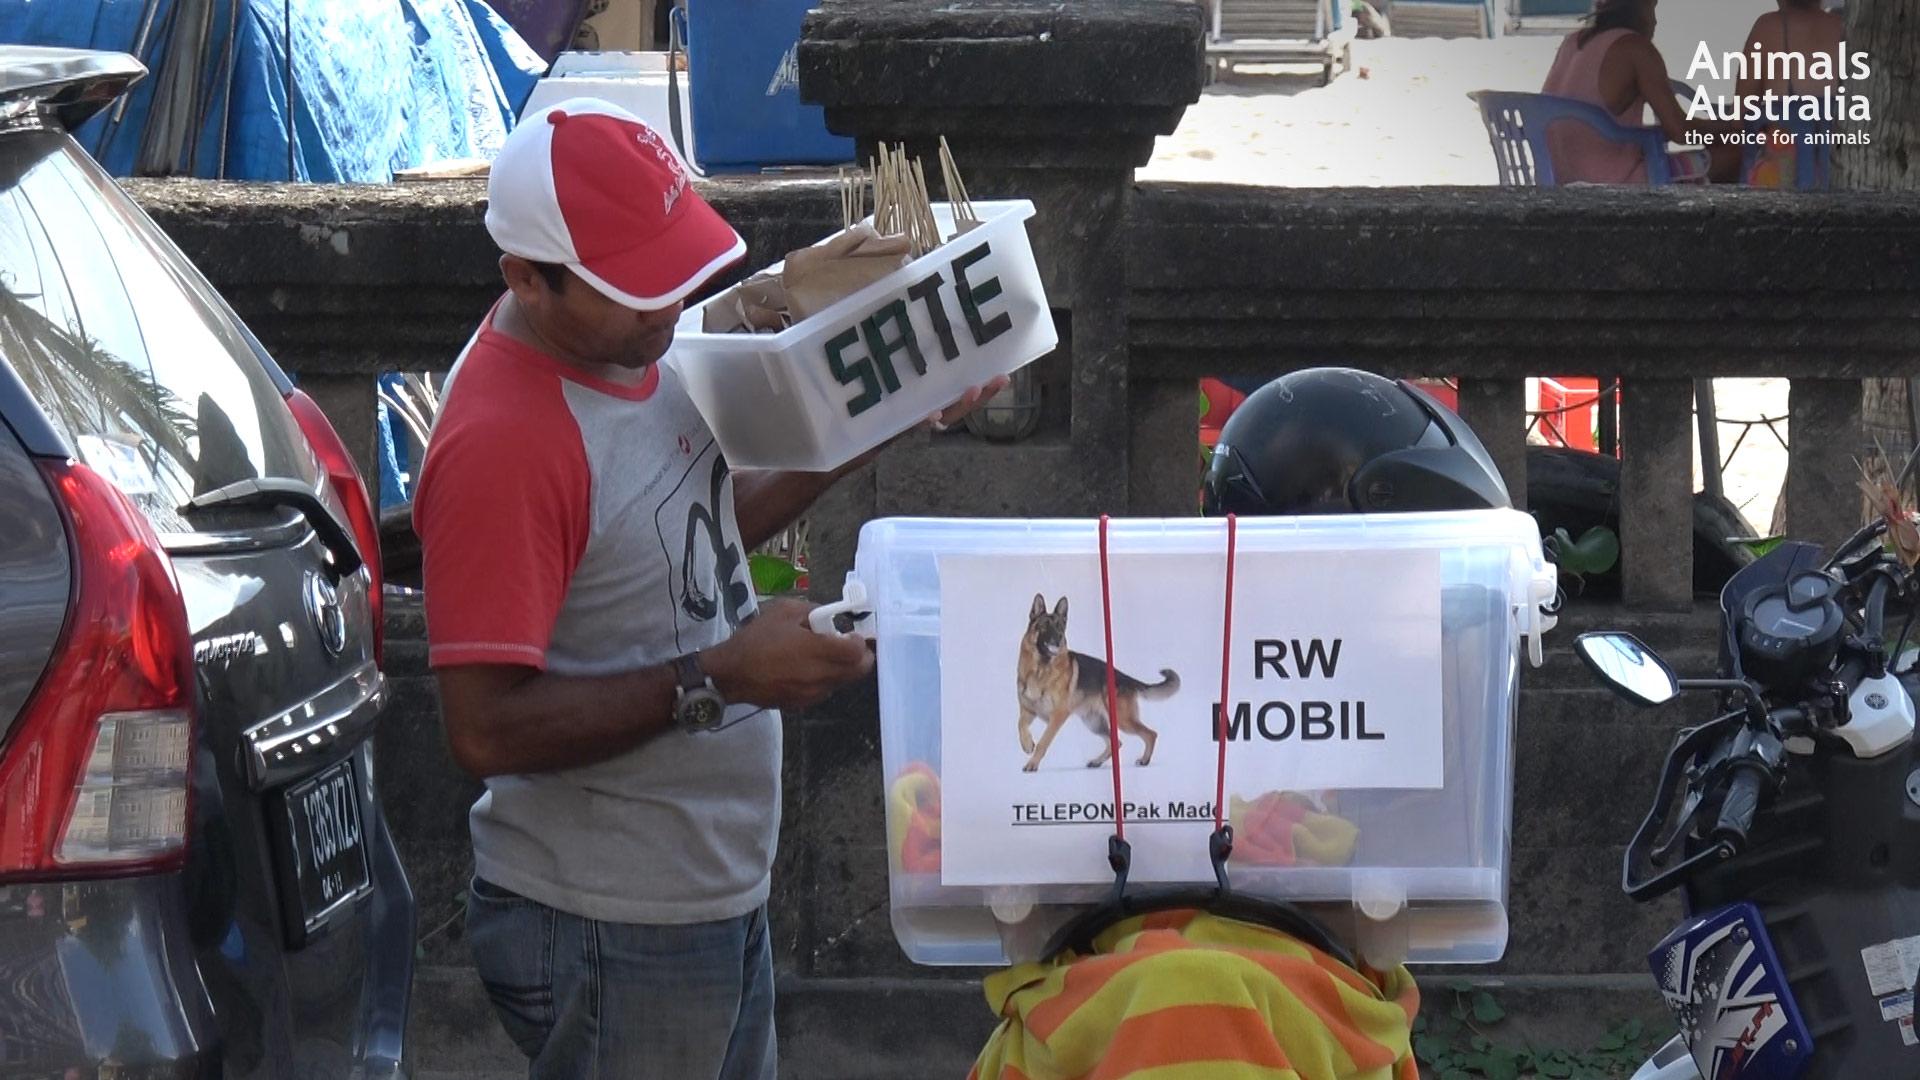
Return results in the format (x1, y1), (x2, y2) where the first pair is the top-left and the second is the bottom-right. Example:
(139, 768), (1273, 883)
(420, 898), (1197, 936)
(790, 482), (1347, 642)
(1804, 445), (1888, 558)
(466, 877), (777, 1079)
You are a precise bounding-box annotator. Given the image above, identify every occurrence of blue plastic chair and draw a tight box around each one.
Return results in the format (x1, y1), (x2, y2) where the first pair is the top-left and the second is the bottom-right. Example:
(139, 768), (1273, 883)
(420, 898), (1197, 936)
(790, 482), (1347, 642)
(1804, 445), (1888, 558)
(1469, 90), (1680, 187)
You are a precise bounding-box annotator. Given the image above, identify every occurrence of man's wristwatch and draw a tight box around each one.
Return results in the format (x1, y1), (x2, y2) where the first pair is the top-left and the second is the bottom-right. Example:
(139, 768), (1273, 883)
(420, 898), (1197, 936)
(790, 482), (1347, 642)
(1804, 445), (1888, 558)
(672, 652), (728, 733)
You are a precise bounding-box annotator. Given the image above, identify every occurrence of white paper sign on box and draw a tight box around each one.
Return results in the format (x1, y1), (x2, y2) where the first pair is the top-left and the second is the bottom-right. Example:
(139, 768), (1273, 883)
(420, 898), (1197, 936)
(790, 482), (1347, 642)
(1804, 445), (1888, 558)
(938, 548), (1444, 888)
(669, 200), (1057, 472)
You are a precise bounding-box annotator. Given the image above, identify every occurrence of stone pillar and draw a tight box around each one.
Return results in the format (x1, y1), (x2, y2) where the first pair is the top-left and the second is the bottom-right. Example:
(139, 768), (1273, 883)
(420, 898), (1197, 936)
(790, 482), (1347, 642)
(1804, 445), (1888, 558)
(1131, 379), (1202, 517)
(1786, 378), (1866, 554)
(1456, 377), (1528, 511)
(1619, 378), (1695, 611)
(800, 0), (1205, 519)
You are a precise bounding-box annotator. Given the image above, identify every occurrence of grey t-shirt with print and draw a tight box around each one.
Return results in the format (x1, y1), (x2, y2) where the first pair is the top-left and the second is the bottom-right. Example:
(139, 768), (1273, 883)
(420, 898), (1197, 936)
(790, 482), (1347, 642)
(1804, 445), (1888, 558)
(414, 320), (777, 925)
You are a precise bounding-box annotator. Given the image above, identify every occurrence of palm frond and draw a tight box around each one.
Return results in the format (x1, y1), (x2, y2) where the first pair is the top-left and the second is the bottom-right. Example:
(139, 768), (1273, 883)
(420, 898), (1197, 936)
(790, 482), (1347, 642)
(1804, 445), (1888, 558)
(0, 288), (196, 466)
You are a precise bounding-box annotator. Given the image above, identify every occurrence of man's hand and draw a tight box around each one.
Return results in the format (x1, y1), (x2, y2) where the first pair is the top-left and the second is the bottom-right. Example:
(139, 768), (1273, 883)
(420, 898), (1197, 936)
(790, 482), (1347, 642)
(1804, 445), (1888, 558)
(924, 374), (1013, 434)
(700, 598), (875, 710)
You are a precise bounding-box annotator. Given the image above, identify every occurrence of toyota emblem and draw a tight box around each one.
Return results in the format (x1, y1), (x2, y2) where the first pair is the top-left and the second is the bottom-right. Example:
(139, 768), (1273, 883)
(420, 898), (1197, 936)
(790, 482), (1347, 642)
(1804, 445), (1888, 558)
(306, 572), (348, 657)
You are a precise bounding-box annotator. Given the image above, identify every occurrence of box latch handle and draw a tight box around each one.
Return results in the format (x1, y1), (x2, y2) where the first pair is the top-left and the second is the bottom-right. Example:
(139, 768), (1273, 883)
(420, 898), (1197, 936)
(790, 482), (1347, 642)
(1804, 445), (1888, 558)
(807, 574), (874, 638)
(1517, 555), (1561, 668)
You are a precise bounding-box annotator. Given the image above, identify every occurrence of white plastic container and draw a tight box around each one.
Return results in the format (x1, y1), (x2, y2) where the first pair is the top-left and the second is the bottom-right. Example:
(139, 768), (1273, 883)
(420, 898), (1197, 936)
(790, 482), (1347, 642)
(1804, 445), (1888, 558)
(669, 201), (1057, 472)
(822, 510), (1558, 968)
(521, 52), (695, 169)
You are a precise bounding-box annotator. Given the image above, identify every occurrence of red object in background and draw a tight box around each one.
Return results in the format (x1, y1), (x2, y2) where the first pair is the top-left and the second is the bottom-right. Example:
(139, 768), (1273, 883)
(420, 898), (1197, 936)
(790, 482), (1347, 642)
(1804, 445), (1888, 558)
(1409, 378), (1457, 414)
(1534, 376), (1601, 452)
(1199, 378), (1246, 448)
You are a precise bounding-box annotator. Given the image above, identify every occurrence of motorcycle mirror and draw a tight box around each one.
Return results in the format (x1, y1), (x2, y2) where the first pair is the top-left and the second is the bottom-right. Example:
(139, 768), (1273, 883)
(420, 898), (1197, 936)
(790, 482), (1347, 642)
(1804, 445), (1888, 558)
(1574, 632), (1680, 707)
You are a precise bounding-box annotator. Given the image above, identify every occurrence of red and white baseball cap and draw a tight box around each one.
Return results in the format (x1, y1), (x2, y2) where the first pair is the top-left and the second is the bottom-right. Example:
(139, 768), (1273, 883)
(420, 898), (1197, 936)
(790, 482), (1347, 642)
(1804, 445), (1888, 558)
(486, 97), (746, 310)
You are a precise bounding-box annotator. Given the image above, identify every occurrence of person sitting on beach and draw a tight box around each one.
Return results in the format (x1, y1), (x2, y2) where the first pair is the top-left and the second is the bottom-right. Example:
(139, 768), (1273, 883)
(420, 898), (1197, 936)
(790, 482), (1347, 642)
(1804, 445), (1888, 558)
(1539, 0), (1740, 184)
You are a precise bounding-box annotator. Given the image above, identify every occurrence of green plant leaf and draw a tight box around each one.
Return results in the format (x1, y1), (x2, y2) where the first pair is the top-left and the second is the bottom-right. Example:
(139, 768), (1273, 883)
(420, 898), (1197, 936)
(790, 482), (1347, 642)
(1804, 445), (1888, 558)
(1199, 389), (1211, 418)
(1623, 1018), (1644, 1042)
(1473, 991), (1507, 1024)
(750, 553), (803, 597)
(1595, 1031), (1626, 1052)
(1733, 534), (1787, 558)
(1414, 1034), (1449, 1064)
(1537, 1058), (1573, 1079)
(1486, 1051), (1523, 1080)
(1471, 1034), (1491, 1053)
(1440, 1070), (1473, 1080)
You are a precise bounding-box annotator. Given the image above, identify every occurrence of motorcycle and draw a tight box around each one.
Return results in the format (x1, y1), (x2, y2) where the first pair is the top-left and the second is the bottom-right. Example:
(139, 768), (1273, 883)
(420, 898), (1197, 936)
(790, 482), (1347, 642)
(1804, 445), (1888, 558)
(1575, 517), (1920, 1079)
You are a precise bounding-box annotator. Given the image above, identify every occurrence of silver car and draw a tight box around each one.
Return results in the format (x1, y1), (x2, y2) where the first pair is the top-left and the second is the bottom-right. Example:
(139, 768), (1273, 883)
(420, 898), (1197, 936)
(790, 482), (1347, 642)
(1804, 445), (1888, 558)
(0, 47), (413, 1077)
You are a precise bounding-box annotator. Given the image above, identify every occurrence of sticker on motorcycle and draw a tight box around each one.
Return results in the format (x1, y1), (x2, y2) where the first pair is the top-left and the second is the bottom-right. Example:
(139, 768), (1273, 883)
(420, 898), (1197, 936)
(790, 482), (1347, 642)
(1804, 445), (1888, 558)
(1649, 903), (1814, 1078)
(1860, 935), (1920, 998)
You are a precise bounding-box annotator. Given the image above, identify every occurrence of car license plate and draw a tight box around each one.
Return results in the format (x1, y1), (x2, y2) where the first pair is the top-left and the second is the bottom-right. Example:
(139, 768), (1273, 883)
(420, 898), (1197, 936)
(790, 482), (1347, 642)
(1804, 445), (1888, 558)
(281, 758), (371, 933)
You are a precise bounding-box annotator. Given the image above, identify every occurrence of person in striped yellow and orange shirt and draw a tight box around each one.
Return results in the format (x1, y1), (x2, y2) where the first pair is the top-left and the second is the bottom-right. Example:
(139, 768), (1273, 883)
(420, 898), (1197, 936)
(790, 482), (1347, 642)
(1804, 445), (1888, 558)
(969, 908), (1419, 1080)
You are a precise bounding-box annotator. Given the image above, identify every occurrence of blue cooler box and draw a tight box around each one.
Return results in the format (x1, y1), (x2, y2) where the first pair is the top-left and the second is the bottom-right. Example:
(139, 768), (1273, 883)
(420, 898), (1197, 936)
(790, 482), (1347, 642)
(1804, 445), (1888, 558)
(671, 1), (855, 173)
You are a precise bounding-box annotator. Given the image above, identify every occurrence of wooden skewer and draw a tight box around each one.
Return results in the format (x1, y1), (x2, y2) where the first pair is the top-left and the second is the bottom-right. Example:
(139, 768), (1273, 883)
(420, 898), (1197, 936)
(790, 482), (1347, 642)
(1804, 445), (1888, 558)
(939, 134), (977, 225)
(912, 158), (938, 254)
(885, 144), (899, 236)
(938, 136), (958, 214)
(915, 154), (933, 253)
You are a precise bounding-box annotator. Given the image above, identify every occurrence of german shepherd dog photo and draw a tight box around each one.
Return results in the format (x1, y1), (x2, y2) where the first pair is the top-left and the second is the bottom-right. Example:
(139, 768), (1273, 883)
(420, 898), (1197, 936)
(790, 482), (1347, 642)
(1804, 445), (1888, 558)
(1016, 594), (1180, 772)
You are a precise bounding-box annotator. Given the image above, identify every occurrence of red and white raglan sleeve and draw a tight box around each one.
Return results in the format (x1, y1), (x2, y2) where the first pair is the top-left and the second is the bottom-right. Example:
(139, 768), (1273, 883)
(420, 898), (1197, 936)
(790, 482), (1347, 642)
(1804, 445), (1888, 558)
(412, 379), (590, 671)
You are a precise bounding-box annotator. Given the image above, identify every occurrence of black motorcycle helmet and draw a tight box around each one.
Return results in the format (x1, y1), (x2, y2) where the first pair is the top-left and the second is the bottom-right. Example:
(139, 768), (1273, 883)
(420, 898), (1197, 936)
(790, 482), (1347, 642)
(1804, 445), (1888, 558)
(1202, 368), (1510, 516)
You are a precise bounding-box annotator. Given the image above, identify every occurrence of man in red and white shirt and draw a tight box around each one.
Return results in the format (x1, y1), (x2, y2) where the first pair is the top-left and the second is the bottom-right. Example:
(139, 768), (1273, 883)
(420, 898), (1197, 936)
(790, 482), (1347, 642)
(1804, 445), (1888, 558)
(414, 98), (1001, 1078)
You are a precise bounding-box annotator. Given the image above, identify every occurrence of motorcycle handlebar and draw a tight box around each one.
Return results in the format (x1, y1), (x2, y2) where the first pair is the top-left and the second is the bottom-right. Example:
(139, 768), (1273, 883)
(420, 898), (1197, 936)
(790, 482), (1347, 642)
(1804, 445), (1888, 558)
(1827, 518), (1892, 571)
(1713, 765), (1766, 847)
(1768, 705), (1807, 730)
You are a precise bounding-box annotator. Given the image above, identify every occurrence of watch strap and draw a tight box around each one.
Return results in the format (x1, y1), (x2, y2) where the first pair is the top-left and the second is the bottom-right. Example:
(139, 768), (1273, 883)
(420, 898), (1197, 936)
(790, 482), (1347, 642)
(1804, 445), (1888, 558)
(673, 652), (711, 696)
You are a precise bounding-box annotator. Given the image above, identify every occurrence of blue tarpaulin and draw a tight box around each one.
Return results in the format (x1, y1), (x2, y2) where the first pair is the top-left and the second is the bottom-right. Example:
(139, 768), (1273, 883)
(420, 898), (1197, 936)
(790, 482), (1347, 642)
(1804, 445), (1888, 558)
(0, 0), (545, 181)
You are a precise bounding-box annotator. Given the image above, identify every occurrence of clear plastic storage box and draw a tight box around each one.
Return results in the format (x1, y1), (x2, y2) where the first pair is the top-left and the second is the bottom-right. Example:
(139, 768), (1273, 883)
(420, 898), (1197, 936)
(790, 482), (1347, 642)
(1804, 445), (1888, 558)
(669, 200), (1057, 472)
(824, 511), (1558, 968)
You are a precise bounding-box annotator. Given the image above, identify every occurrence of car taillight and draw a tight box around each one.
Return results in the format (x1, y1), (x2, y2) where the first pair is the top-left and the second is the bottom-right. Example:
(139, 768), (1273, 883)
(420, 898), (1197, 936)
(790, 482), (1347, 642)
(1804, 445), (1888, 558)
(0, 461), (195, 880)
(284, 388), (384, 666)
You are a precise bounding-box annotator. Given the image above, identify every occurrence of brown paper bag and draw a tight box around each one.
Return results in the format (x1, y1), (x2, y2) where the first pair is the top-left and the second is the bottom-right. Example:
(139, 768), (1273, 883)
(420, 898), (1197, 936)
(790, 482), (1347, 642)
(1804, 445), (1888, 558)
(701, 271), (791, 334)
(781, 225), (913, 322)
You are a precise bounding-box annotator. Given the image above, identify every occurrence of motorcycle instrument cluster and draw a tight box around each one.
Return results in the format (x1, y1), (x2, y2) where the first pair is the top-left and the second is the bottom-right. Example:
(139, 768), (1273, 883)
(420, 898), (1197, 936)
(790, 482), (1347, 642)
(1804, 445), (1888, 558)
(1737, 570), (1845, 687)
